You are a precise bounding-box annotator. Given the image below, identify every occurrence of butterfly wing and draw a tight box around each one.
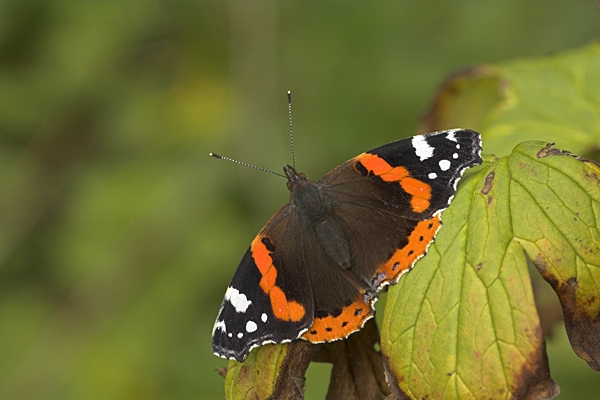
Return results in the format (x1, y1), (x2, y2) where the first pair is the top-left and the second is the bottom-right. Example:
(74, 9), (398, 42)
(318, 128), (482, 290)
(212, 200), (379, 360)
(211, 205), (313, 361)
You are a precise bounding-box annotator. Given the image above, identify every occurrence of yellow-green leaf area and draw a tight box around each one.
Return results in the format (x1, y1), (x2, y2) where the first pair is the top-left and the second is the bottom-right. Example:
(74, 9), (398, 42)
(379, 141), (593, 399)
(485, 43), (600, 157)
(509, 143), (600, 278)
(224, 344), (287, 400)
(509, 143), (600, 369)
(422, 42), (600, 160)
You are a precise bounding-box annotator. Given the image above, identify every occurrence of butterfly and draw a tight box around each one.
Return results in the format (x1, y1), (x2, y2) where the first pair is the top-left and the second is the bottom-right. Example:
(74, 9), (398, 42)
(212, 127), (482, 362)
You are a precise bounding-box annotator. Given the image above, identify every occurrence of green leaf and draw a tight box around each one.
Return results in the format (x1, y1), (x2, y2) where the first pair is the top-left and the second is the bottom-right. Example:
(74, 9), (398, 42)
(420, 42), (600, 160)
(514, 144), (600, 371)
(224, 344), (287, 400)
(381, 141), (600, 398)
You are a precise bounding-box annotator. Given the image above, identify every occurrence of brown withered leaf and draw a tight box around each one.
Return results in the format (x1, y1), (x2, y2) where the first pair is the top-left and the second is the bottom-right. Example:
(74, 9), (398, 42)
(270, 319), (389, 400)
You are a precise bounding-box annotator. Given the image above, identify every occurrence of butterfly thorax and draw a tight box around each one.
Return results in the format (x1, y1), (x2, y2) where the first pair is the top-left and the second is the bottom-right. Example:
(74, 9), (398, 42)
(284, 165), (352, 269)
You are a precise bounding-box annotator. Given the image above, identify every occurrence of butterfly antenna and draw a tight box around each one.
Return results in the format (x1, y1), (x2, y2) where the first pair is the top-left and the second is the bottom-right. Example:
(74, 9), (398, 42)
(287, 90), (296, 171)
(209, 152), (287, 178)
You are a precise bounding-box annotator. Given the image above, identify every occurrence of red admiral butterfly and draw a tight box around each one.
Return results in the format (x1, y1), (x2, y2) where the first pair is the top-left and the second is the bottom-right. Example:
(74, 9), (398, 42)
(212, 109), (482, 362)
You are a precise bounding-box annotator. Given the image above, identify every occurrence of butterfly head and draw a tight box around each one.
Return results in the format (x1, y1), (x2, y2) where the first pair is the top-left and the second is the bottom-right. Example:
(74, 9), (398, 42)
(284, 165), (308, 190)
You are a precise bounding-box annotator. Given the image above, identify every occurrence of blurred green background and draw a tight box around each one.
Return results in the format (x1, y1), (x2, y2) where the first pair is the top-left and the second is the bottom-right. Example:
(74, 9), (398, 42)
(1, 1), (599, 399)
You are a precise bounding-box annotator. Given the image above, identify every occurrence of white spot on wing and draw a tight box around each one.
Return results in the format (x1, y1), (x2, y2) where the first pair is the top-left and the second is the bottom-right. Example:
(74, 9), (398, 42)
(246, 320), (257, 333)
(456, 144), (461, 149)
(412, 135), (434, 160)
(446, 131), (458, 142)
(261, 313), (268, 323)
(428, 172), (437, 179)
(228, 333), (232, 337)
(214, 320), (227, 333)
(453, 153), (459, 159)
(237, 332), (243, 339)
(225, 287), (252, 313)
(439, 159), (451, 171)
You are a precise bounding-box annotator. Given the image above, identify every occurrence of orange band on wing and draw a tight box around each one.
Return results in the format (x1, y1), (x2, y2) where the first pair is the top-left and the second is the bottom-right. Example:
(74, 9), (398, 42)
(354, 153), (431, 212)
(357, 153), (409, 181)
(269, 286), (306, 322)
(251, 236), (306, 322)
(375, 215), (441, 284)
(400, 177), (432, 212)
(301, 292), (373, 343)
(252, 240), (272, 276)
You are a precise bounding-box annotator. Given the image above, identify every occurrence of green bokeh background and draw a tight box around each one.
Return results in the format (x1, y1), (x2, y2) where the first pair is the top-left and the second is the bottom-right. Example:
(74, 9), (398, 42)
(1, 2), (599, 399)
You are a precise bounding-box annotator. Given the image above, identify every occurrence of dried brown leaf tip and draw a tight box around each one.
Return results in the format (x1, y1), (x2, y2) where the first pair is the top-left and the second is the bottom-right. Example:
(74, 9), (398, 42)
(271, 319), (389, 400)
